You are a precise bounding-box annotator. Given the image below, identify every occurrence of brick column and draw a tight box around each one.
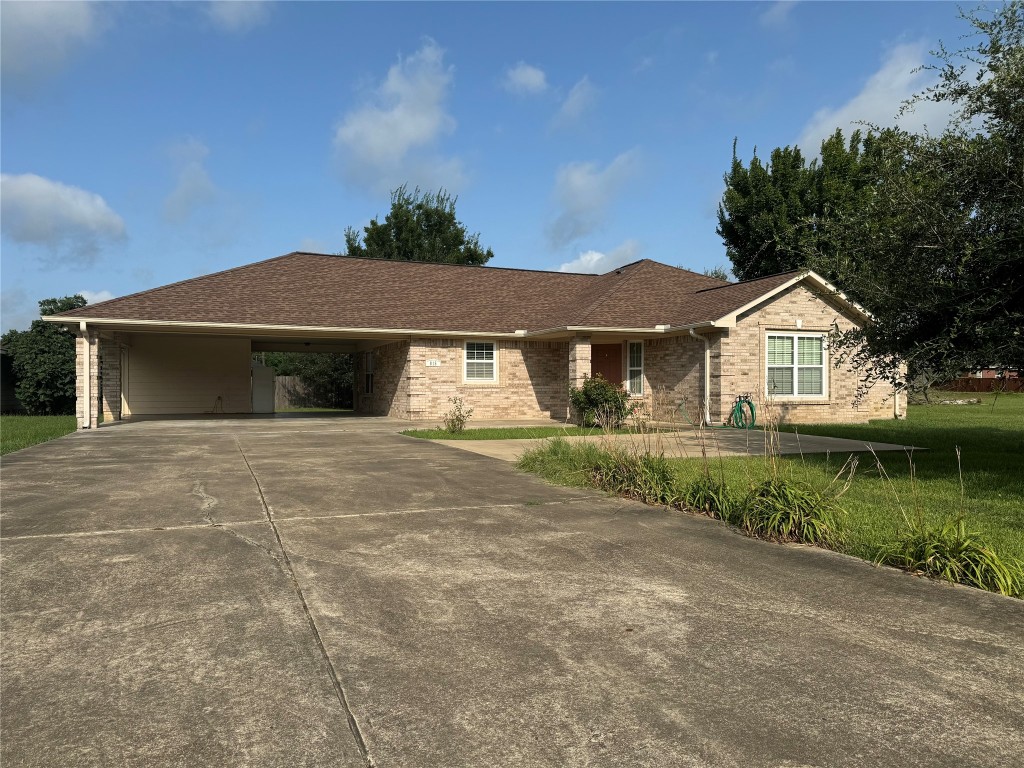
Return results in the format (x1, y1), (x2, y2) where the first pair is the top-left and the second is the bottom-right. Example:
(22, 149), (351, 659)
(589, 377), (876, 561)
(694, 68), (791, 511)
(100, 338), (121, 422)
(76, 330), (100, 429)
(568, 335), (591, 388)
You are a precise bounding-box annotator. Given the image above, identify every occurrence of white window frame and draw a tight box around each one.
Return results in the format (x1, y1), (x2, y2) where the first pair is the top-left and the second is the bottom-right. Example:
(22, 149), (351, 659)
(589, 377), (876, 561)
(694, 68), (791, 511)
(463, 340), (497, 383)
(626, 341), (644, 396)
(364, 352), (374, 395)
(766, 332), (828, 399)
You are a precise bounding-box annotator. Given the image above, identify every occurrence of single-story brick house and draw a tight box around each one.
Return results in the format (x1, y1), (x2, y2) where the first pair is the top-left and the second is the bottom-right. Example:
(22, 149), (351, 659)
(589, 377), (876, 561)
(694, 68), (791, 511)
(46, 252), (905, 429)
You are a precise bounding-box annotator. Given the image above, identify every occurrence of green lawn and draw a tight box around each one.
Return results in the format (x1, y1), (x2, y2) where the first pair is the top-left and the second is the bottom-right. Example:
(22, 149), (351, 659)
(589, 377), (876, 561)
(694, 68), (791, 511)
(402, 425), (642, 440)
(1, 415), (77, 456)
(770, 394), (1024, 561)
(518, 393), (1024, 590)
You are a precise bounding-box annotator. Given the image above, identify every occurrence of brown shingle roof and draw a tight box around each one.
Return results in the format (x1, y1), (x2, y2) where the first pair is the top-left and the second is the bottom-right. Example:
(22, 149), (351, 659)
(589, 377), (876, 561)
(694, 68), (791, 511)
(50, 252), (805, 333)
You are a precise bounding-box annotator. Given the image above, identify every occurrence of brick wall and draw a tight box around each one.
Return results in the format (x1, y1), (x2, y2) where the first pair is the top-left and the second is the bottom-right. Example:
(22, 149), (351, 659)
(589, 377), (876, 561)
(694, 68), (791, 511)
(717, 284), (905, 424)
(409, 339), (569, 420)
(99, 337), (121, 422)
(355, 340), (411, 418)
(642, 334), (705, 422)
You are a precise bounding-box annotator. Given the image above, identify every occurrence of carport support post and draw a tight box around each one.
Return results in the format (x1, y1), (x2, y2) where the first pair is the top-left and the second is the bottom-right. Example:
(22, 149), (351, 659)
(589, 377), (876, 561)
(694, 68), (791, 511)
(76, 322), (100, 430)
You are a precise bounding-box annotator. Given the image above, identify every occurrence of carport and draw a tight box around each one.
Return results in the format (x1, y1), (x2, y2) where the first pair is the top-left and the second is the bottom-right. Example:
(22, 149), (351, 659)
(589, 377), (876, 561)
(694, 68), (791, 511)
(64, 322), (401, 429)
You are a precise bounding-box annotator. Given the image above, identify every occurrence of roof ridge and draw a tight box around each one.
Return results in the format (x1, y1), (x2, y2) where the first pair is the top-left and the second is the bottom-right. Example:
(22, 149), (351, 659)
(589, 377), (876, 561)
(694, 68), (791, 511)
(300, 251), (603, 277)
(575, 259), (654, 325)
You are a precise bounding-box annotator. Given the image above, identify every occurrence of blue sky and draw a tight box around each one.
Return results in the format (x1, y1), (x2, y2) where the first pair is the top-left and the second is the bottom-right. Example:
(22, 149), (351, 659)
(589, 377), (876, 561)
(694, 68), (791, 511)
(1, 1), (971, 331)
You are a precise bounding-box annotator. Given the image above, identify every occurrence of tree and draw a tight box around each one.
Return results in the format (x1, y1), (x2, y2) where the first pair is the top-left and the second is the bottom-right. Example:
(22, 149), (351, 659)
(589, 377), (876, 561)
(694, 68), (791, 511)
(716, 2), (1024, 388)
(814, 2), (1023, 388)
(716, 130), (871, 280)
(702, 265), (733, 282)
(1, 295), (86, 415)
(344, 185), (494, 265)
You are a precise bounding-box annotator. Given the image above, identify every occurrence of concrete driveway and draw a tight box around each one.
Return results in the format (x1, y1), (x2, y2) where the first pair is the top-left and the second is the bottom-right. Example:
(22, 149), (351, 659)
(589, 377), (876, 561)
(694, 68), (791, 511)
(2, 417), (1022, 767)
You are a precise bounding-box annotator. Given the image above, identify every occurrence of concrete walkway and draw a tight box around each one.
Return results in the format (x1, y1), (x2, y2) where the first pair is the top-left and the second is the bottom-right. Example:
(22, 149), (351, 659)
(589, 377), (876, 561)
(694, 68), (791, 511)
(1, 417), (1020, 767)
(431, 427), (915, 463)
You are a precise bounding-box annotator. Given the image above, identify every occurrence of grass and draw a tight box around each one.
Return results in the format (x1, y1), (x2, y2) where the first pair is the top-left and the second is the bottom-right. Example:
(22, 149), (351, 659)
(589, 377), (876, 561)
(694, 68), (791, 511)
(777, 393), (1024, 563)
(402, 425), (643, 440)
(1, 415), (77, 455)
(517, 393), (1024, 596)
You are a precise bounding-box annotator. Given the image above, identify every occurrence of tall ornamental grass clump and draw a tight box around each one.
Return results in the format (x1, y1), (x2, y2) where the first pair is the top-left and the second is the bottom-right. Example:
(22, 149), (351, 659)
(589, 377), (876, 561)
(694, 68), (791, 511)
(872, 448), (1023, 597)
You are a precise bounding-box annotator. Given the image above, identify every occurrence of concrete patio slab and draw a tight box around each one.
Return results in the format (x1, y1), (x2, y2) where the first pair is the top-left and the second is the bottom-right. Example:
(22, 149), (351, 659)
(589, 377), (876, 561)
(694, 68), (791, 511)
(1, 417), (1019, 768)
(428, 428), (915, 463)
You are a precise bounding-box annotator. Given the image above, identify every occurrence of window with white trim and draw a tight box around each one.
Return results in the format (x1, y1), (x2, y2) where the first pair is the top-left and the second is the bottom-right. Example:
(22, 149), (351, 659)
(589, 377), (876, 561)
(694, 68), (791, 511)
(464, 341), (496, 382)
(626, 341), (644, 395)
(766, 333), (826, 397)
(364, 352), (374, 394)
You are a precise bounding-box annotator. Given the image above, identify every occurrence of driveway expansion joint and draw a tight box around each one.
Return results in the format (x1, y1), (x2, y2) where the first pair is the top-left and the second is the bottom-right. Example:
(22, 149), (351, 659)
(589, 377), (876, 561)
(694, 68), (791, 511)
(234, 438), (373, 766)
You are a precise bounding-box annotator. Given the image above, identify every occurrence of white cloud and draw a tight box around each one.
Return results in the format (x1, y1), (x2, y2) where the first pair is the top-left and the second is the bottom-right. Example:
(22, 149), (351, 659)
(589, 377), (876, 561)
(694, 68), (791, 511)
(798, 41), (959, 153)
(206, 1), (271, 34)
(558, 240), (642, 274)
(503, 62), (548, 95)
(552, 76), (598, 129)
(760, 1), (797, 28)
(334, 39), (465, 194)
(0, 174), (126, 263)
(79, 290), (115, 305)
(1, 1), (99, 93)
(163, 138), (218, 223)
(548, 148), (641, 249)
(633, 56), (655, 74)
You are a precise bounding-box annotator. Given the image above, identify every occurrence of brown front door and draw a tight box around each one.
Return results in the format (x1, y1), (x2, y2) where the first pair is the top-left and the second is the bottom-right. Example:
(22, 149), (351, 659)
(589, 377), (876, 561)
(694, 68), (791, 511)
(591, 344), (622, 384)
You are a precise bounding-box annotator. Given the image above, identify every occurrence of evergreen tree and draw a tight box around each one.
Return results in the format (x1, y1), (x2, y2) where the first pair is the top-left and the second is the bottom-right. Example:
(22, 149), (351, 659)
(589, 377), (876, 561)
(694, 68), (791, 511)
(344, 185), (494, 265)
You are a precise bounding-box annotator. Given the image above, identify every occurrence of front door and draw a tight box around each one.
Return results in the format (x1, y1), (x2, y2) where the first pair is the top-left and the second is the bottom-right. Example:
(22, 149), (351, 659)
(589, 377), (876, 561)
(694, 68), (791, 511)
(591, 344), (622, 384)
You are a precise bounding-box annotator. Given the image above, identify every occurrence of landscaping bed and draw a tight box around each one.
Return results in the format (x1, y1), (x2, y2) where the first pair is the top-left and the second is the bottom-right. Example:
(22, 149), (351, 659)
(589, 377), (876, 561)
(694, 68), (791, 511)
(517, 393), (1024, 597)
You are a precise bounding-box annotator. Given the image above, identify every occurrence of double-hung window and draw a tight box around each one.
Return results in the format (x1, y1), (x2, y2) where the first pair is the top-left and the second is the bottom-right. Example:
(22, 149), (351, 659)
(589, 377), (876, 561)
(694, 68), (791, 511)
(464, 341), (496, 382)
(626, 341), (644, 396)
(766, 333), (826, 397)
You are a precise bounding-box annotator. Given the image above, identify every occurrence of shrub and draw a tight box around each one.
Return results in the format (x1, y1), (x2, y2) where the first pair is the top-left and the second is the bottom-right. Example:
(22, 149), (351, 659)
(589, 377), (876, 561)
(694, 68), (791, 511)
(591, 449), (679, 505)
(441, 396), (473, 434)
(876, 516), (1023, 597)
(516, 438), (613, 487)
(568, 375), (637, 428)
(683, 474), (735, 520)
(739, 477), (837, 545)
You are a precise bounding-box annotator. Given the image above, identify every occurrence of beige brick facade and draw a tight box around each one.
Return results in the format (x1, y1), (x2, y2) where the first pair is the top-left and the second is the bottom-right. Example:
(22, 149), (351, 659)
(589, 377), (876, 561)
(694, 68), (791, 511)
(715, 284), (905, 424)
(355, 338), (570, 421)
(640, 334), (705, 422)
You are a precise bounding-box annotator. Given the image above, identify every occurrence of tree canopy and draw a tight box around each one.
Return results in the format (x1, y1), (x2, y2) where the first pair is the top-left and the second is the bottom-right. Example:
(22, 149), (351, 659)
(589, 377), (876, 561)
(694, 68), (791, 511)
(716, 130), (872, 281)
(1, 295), (86, 415)
(344, 185), (494, 265)
(716, 2), (1023, 388)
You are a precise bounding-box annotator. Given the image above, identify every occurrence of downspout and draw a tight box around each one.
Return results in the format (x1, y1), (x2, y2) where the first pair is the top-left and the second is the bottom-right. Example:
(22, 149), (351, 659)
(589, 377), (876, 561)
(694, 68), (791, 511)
(80, 321), (90, 429)
(689, 328), (711, 426)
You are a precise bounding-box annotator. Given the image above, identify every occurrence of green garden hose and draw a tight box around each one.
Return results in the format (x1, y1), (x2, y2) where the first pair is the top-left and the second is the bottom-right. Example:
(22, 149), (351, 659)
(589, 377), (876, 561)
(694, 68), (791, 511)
(678, 394), (756, 429)
(729, 396), (756, 429)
